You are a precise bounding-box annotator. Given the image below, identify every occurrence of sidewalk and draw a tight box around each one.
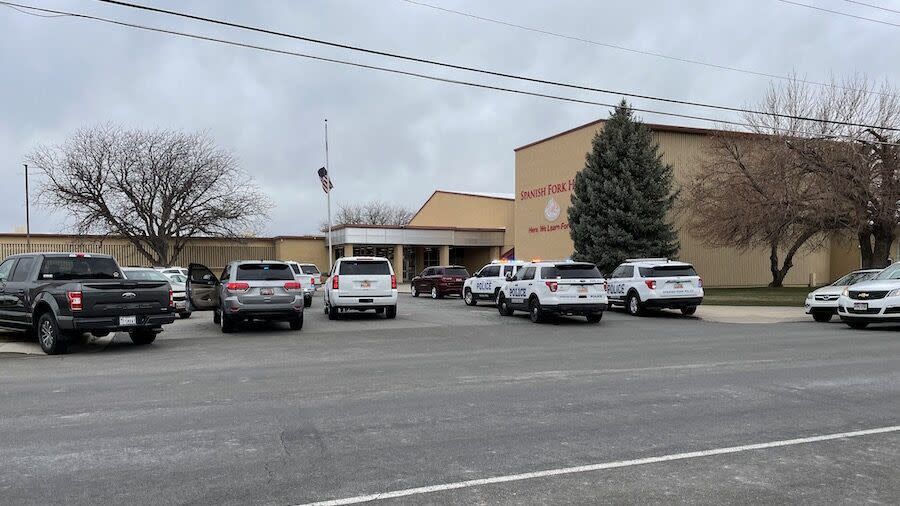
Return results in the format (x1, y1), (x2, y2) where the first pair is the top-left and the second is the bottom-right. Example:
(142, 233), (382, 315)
(696, 305), (807, 324)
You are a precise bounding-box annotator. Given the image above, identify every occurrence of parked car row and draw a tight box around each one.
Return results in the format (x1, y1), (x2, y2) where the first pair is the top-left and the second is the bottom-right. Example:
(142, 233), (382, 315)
(806, 263), (900, 328)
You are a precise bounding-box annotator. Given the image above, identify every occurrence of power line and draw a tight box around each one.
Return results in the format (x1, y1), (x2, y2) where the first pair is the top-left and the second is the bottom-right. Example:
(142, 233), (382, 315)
(5, 3), (66, 17)
(2, 1), (899, 146)
(777, 0), (900, 27)
(842, 0), (900, 15)
(90, 0), (900, 133)
(399, 0), (890, 98)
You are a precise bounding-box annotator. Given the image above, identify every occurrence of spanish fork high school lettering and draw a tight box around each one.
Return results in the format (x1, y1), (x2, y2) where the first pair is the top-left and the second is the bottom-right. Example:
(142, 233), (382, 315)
(519, 178), (575, 201)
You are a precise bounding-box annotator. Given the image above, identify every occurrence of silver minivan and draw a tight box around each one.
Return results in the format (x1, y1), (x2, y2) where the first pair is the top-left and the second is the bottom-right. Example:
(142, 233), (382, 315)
(187, 261), (304, 333)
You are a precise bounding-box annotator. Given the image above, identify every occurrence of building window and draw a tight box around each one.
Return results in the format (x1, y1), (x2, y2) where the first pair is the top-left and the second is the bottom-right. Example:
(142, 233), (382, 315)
(449, 247), (464, 266)
(423, 247), (439, 267)
(353, 245), (395, 261)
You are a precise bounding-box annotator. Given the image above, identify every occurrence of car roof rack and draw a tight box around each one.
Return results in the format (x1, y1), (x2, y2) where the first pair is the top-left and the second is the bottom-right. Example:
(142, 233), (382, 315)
(624, 258), (669, 263)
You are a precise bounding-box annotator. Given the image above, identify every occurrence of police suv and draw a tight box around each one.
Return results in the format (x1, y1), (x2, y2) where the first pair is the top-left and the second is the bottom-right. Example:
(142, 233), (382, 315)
(463, 260), (525, 305)
(606, 258), (703, 316)
(497, 261), (608, 323)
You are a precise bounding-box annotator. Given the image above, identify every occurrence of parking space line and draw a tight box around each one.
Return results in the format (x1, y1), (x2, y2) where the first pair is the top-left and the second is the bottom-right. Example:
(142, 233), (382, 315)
(298, 425), (900, 506)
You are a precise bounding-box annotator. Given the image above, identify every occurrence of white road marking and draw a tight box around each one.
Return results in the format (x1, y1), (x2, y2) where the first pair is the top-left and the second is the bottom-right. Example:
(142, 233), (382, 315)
(298, 425), (900, 506)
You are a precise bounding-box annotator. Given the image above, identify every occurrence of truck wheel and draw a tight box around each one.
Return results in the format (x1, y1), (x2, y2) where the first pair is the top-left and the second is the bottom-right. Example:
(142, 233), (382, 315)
(213, 309), (221, 324)
(289, 313), (303, 330)
(220, 313), (236, 333)
(304, 295), (312, 308)
(626, 292), (644, 316)
(129, 328), (156, 345)
(529, 297), (546, 323)
(464, 288), (477, 306)
(586, 312), (603, 323)
(327, 305), (340, 321)
(37, 312), (69, 355)
(812, 312), (832, 322)
(681, 306), (698, 316)
(179, 311), (192, 319)
(385, 305), (397, 319)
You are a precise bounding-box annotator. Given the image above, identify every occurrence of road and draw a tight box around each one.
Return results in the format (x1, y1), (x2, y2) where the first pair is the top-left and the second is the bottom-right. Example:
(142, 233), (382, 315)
(1, 296), (898, 504)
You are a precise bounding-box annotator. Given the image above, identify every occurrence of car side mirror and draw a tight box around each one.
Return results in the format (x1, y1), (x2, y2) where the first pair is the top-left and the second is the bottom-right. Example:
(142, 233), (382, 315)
(505, 273), (514, 281)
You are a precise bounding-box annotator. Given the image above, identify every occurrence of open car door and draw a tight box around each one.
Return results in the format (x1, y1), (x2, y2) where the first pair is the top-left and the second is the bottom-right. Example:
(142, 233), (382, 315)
(186, 263), (219, 311)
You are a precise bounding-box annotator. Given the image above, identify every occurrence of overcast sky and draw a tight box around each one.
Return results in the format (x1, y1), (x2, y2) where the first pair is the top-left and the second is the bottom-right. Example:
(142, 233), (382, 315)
(2, 0), (898, 236)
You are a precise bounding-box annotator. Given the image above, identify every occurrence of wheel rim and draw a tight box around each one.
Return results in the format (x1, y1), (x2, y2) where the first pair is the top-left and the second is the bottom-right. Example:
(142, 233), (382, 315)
(531, 302), (538, 319)
(40, 320), (54, 348)
(629, 297), (638, 314)
(431, 288), (437, 299)
(464, 291), (472, 303)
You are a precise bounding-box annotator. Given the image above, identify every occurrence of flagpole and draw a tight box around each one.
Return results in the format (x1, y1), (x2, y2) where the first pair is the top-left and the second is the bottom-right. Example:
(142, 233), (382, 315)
(325, 118), (333, 271)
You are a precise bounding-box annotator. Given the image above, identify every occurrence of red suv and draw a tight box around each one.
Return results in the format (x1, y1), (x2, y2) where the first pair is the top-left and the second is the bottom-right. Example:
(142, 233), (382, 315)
(411, 266), (470, 299)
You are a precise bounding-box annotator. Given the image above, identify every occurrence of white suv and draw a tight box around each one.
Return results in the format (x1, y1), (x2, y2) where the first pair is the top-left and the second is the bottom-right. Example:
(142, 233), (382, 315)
(463, 260), (525, 306)
(836, 262), (900, 329)
(286, 261), (320, 308)
(324, 256), (398, 320)
(606, 258), (703, 316)
(497, 261), (608, 323)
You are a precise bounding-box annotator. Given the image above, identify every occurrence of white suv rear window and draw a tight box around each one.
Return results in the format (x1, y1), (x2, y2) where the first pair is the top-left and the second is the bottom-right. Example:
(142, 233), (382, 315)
(639, 265), (697, 277)
(339, 261), (391, 275)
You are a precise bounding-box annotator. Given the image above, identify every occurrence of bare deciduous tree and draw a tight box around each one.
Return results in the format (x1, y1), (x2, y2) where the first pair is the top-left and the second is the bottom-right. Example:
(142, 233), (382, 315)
(321, 200), (414, 231)
(29, 124), (272, 266)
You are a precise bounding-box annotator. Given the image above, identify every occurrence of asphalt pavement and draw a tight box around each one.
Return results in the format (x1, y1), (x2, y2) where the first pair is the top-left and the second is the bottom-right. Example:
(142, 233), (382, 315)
(0, 295), (897, 505)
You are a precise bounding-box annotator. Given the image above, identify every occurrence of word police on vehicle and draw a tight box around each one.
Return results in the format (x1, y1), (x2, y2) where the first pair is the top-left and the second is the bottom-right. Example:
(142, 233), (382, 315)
(606, 258), (703, 316)
(463, 260), (525, 305)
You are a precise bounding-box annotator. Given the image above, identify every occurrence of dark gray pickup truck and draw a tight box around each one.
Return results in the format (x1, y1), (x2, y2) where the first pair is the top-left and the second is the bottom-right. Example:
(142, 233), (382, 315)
(0, 252), (176, 354)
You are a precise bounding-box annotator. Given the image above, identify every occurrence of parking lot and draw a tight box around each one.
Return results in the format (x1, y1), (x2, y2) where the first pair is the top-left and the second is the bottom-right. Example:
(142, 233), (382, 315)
(1, 296), (898, 504)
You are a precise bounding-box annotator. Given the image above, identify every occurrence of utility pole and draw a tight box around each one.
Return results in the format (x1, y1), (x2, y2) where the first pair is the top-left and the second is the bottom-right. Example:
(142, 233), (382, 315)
(24, 163), (31, 251)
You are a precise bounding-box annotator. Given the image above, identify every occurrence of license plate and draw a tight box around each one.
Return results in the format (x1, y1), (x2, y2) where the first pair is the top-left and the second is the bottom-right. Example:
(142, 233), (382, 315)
(361, 281), (371, 288)
(578, 286), (588, 294)
(119, 315), (137, 326)
(674, 283), (684, 289)
(853, 302), (868, 311)
(260, 288), (274, 296)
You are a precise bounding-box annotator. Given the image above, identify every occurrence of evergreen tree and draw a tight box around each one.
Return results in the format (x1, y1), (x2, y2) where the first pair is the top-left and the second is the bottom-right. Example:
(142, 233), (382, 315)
(568, 100), (679, 273)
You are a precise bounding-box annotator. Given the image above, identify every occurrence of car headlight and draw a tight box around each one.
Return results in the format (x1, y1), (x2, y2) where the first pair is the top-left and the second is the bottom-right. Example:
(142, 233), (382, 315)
(842, 287), (849, 297)
(888, 288), (900, 297)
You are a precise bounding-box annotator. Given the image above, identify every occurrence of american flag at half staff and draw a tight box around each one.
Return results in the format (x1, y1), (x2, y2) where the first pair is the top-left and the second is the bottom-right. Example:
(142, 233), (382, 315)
(317, 166), (334, 193)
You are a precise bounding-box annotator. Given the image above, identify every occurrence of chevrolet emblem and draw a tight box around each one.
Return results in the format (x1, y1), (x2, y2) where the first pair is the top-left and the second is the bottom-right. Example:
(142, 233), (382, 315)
(858, 292), (870, 299)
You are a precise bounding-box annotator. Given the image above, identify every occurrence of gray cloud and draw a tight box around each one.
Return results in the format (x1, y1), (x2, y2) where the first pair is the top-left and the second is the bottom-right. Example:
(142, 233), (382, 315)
(1, 0), (897, 235)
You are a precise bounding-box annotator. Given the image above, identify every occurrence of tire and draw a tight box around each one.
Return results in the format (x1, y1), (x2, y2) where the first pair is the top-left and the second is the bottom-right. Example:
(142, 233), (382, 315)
(327, 305), (340, 321)
(91, 330), (110, 338)
(431, 287), (441, 299)
(626, 292), (643, 316)
(586, 312), (603, 323)
(845, 320), (869, 329)
(681, 306), (698, 316)
(37, 312), (68, 355)
(411, 285), (419, 297)
(812, 312), (832, 323)
(129, 328), (157, 345)
(289, 313), (303, 330)
(220, 313), (236, 333)
(385, 305), (397, 319)
(464, 288), (477, 306)
(493, 288), (501, 305)
(528, 297), (545, 323)
(213, 309), (221, 324)
(179, 311), (192, 319)
(497, 295), (514, 316)
(304, 296), (312, 308)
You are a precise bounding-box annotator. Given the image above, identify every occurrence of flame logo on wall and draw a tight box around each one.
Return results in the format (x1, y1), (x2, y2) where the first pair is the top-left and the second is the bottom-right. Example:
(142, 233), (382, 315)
(544, 197), (561, 222)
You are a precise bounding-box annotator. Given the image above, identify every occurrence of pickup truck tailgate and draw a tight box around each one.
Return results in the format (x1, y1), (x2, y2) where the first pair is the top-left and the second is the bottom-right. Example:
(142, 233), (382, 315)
(81, 281), (170, 314)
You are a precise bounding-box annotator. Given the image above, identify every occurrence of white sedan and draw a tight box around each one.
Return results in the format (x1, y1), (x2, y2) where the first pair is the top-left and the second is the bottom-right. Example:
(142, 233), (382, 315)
(805, 269), (880, 322)
(836, 262), (900, 329)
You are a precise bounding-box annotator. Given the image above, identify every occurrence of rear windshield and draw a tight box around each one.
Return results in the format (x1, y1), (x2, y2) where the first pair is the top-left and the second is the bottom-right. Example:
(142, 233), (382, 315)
(445, 268), (469, 277)
(641, 265), (697, 277)
(39, 256), (122, 280)
(236, 263), (294, 281)
(542, 264), (602, 279)
(339, 260), (391, 275)
(300, 265), (320, 274)
(124, 269), (169, 281)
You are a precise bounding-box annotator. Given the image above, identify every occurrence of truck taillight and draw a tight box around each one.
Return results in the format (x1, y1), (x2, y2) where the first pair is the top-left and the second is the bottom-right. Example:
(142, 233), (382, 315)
(332, 275), (339, 290)
(225, 282), (250, 293)
(169, 289), (175, 307)
(644, 279), (656, 290)
(545, 281), (558, 292)
(284, 281), (302, 292)
(66, 291), (83, 311)
(391, 274), (397, 289)
(310, 277), (316, 286)
(698, 277), (703, 288)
